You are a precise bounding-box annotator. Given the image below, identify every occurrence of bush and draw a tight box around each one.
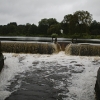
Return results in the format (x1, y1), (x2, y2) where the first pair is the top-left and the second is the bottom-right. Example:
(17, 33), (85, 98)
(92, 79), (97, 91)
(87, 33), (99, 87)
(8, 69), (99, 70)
(51, 33), (58, 38)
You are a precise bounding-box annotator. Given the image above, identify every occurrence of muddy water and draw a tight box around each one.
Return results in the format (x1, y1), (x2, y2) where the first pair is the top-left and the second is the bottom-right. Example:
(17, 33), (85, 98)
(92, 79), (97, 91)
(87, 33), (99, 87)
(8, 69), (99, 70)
(65, 43), (100, 56)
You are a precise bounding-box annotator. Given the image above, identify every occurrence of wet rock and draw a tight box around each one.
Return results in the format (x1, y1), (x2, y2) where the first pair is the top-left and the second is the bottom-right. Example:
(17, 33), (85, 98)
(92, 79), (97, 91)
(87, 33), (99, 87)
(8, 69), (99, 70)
(95, 67), (100, 100)
(0, 53), (4, 72)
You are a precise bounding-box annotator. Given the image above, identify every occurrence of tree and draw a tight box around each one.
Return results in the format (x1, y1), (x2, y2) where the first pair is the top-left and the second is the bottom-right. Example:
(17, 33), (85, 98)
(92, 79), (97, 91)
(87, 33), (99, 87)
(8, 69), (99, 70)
(38, 18), (49, 34)
(74, 10), (92, 26)
(90, 20), (100, 35)
(7, 22), (17, 26)
(60, 22), (69, 34)
(47, 23), (61, 35)
(0, 25), (8, 35)
(17, 25), (25, 35)
(62, 10), (93, 37)
(47, 18), (58, 27)
(28, 24), (38, 35)
(74, 10), (92, 34)
(24, 23), (31, 35)
(62, 14), (78, 34)
(38, 18), (58, 35)
(62, 14), (73, 34)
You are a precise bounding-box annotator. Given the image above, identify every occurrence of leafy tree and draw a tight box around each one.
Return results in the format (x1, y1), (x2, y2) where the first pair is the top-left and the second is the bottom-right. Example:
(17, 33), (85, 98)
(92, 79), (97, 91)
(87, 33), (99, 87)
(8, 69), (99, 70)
(7, 22), (17, 26)
(62, 14), (73, 24)
(60, 22), (69, 34)
(47, 23), (61, 35)
(38, 18), (49, 34)
(38, 18), (58, 35)
(0, 25), (8, 35)
(74, 10), (92, 34)
(62, 10), (92, 37)
(90, 20), (100, 35)
(17, 25), (25, 35)
(47, 18), (58, 27)
(74, 10), (92, 26)
(28, 24), (38, 35)
(62, 14), (78, 34)
(7, 25), (17, 34)
(24, 23), (31, 35)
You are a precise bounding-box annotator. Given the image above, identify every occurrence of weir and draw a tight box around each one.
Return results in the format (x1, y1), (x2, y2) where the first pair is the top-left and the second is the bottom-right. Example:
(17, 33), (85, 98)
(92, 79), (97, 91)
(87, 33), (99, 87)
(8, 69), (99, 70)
(65, 43), (100, 56)
(2, 41), (100, 56)
(1, 41), (100, 100)
(1, 42), (62, 54)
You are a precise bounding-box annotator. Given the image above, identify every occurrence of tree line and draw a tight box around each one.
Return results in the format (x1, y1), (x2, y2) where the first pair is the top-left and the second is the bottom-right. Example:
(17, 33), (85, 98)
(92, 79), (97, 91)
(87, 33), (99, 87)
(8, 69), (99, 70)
(0, 10), (100, 38)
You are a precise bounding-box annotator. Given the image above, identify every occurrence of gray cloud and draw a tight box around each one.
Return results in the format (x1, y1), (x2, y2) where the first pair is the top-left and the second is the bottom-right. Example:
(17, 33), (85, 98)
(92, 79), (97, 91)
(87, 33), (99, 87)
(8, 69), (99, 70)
(0, 0), (100, 25)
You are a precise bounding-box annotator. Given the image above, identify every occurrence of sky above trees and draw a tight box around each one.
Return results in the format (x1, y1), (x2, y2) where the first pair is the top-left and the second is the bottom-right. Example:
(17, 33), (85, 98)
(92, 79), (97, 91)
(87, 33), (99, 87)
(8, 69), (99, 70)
(0, 0), (100, 25)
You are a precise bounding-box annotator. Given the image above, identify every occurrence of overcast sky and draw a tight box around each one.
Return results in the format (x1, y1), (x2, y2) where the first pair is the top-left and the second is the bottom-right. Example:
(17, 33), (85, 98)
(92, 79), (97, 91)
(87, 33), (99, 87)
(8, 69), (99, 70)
(0, 0), (100, 25)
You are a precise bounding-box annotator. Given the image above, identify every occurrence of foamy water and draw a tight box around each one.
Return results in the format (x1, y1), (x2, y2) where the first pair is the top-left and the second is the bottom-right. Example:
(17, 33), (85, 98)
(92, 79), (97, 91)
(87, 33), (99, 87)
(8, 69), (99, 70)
(0, 52), (99, 100)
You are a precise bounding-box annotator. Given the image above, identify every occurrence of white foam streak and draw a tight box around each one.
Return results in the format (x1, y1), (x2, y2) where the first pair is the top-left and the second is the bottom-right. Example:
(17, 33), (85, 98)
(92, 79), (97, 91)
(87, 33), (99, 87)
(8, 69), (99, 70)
(0, 52), (99, 100)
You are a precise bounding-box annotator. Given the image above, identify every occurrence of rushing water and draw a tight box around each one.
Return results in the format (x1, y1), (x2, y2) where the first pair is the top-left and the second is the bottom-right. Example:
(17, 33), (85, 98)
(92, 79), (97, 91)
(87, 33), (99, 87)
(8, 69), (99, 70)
(0, 52), (99, 100)
(0, 40), (100, 100)
(65, 43), (100, 56)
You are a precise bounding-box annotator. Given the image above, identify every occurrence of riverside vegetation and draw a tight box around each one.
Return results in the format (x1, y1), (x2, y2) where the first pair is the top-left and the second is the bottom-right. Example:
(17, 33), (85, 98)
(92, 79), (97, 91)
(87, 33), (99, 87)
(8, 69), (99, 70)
(0, 10), (100, 39)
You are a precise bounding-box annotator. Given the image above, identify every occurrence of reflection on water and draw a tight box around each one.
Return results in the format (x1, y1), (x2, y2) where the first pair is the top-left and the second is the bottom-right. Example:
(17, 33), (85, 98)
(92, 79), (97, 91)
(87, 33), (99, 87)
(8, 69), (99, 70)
(0, 36), (100, 43)
(0, 36), (69, 42)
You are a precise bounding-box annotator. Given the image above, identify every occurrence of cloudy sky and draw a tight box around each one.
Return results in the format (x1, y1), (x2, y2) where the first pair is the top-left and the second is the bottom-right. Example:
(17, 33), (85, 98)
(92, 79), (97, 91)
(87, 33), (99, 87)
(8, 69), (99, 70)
(0, 0), (100, 25)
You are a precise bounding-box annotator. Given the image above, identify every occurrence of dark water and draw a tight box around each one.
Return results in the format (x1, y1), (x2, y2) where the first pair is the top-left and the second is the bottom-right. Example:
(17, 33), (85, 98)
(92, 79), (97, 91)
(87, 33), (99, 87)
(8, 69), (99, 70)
(0, 36), (69, 42)
(0, 36), (100, 43)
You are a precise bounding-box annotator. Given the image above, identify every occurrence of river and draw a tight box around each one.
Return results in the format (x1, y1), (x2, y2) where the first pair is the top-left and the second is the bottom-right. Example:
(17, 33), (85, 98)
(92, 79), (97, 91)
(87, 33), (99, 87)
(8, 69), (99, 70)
(0, 52), (99, 100)
(0, 37), (99, 100)
(0, 36), (100, 43)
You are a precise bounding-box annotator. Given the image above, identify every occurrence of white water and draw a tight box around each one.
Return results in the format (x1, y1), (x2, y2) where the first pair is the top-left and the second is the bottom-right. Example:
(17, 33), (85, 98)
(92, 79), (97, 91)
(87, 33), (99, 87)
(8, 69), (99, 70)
(0, 52), (99, 100)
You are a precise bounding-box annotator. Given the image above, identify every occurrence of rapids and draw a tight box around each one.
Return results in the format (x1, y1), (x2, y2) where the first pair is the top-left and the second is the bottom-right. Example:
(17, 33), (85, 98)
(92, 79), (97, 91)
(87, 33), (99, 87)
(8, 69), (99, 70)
(0, 52), (99, 100)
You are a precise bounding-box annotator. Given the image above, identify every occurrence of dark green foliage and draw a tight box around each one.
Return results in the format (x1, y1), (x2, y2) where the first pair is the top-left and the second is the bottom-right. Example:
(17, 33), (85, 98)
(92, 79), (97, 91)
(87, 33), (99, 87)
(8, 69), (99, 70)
(0, 10), (100, 39)
(90, 20), (100, 35)
(38, 18), (58, 35)
(51, 33), (58, 38)
(47, 23), (61, 35)
(62, 10), (92, 37)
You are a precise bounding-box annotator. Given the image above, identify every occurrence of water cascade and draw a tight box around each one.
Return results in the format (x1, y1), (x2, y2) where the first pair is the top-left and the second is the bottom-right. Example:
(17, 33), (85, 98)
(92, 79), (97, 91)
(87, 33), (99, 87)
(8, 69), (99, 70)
(0, 41), (100, 100)
(65, 43), (100, 56)
(1, 42), (62, 54)
(2, 41), (100, 56)
(1, 42), (61, 54)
